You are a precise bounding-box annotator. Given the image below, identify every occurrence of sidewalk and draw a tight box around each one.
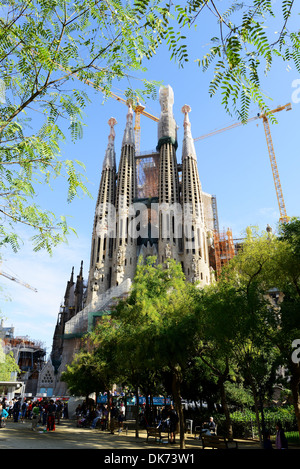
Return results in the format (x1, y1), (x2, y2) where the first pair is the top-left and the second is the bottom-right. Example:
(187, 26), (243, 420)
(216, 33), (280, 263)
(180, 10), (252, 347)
(0, 418), (265, 450)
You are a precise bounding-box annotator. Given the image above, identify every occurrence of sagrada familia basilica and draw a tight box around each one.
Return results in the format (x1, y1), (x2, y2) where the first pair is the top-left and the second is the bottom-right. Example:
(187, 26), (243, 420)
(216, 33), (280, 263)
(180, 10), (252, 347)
(38, 85), (225, 397)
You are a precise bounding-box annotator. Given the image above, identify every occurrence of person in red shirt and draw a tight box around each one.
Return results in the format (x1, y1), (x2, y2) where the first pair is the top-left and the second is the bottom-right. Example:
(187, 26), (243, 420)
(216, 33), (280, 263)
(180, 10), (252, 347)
(47, 400), (57, 431)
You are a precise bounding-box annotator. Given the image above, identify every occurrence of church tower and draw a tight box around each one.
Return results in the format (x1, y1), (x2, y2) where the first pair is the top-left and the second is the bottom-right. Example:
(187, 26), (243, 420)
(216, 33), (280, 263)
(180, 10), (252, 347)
(86, 117), (117, 304)
(157, 85), (181, 264)
(50, 85), (221, 396)
(111, 103), (137, 287)
(181, 104), (210, 285)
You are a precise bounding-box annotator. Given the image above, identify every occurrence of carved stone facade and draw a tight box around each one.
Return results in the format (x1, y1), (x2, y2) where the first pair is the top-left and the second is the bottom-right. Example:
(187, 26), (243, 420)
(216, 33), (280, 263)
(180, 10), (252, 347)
(50, 85), (219, 396)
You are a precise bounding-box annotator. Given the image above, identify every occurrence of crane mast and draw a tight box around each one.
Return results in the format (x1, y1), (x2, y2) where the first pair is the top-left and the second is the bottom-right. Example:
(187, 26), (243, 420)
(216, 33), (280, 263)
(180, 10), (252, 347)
(262, 114), (289, 224)
(195, 103), (292, 224)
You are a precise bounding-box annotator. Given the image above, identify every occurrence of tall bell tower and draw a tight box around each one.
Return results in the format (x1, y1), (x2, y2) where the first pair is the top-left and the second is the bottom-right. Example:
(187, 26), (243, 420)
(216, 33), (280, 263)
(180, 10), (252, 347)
(86, 117), (117, 304)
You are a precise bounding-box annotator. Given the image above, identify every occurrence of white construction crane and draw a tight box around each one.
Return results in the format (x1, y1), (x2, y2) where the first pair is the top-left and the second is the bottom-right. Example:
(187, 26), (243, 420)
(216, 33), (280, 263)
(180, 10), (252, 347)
(0, 265), (37, 292)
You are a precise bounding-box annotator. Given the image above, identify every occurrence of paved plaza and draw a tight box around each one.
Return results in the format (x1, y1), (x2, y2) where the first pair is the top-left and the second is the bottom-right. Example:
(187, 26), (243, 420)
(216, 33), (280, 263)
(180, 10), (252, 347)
(0, 418), (264, 450)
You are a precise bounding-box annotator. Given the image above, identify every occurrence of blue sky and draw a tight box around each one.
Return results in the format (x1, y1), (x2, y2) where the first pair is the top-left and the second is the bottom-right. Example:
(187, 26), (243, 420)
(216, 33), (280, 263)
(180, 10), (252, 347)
(1, 3), (300, 355)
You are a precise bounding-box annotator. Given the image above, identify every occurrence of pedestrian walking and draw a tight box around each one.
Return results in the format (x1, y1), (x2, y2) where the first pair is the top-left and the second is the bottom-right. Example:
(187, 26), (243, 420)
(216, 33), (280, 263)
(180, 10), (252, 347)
(21, 400), (27, 423)
(27, 401), (33, 420)
(168, 405), (179, 444)
(55, 400), (62, 425)
(47, 400), (56, 431)
(42, 401), (48, 426)
(0, 404), (8, 428)
(110, 405), (118, 434)
(275, 421), (288, 449)
(13, 398), (21, 422)
(31, 403), (40, 431)
(63, 401), (69, 419)
(8, 400), (13, 418)
(118, 410), (125, 433)
(263, 430), (273, 449)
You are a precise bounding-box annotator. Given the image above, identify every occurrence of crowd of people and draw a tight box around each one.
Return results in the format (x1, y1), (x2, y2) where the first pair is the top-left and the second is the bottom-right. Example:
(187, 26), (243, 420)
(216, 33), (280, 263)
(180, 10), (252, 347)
(0, 396), (291, 449)
(76, 401), (180, 443)
(139, 405), (179, 443)
(76, 402), (126, 434)
(0, 397), (68, 432)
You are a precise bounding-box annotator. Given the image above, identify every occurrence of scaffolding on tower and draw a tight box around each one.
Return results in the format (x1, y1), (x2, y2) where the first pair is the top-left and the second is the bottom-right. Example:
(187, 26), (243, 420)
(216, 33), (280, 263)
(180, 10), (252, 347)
(213, 227), (235, 280)
(213, 230), (222, 279)
(135, 151), (160, 199)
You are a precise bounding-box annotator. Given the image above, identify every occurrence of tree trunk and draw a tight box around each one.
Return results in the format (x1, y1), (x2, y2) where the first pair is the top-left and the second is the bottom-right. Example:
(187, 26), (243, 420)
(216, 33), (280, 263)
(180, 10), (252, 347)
(218, 378), (233, 439)
(171, 369), (185, 449)
(250, 381), (263, 444)
(135, 386), (140, 438)
(107, 390), (111, 431)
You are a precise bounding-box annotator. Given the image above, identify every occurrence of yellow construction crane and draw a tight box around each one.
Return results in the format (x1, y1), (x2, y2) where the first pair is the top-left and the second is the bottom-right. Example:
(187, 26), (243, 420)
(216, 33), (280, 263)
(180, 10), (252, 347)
(79, 76), (159, 154)
(55, 61), (292, 224)
(194, 103), (292, 224)
(0, 265), (37, 292)
(54, 63), (159, 153)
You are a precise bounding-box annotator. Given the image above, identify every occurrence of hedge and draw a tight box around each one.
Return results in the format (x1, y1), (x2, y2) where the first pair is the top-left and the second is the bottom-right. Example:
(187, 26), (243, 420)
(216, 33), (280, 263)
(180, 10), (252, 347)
(215, 406), (298, 439)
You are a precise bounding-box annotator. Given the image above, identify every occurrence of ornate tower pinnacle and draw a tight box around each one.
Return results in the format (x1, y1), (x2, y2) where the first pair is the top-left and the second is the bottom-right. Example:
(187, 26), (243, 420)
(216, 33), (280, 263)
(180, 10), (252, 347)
(102, 117), (117, 170)
(122, 101), (134, 146)
(181, 104), (197, 161)
(157, 85), (177, 150)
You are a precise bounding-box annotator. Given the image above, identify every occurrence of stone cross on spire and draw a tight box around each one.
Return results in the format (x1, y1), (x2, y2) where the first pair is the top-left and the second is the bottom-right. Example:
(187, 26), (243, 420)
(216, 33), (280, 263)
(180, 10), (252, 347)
(181, 104), (197, 161)
(102, 117), (117, 170)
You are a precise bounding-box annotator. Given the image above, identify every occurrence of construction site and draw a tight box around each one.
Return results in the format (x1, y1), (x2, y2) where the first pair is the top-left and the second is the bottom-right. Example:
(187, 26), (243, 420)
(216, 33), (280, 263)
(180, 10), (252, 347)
(0, 321), (46, 397)
(0, 79), (293, 399)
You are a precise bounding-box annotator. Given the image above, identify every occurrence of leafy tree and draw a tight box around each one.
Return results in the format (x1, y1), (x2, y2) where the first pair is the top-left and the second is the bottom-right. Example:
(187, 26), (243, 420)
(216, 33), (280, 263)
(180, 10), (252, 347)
(194, 282), (246, 439)
(62, 317), (125, 432)
(192, 226), (285, 441)
(169, 1), (299, 121)
(0, 346), (19, 381)
(272, 218), (300, 435)
(112, 256), (198, 449)
(179, 356), (220, 413)
(0, 0), (171, 253)
(1, 1), (299, 254)
(61, 350), (102, 401)
(113, 324), (166, 437)
(224, 222), (300, 437)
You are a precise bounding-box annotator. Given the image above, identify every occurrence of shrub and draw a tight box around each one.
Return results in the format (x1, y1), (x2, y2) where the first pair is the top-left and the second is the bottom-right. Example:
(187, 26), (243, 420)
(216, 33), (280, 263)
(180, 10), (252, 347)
(215, 406), (297, 439)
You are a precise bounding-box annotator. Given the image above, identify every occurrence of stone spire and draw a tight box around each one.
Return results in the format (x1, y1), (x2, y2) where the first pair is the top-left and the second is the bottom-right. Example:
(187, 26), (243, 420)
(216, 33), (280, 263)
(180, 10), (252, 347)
(122, 102), (134, 147)
(102, 117), (117, 170)
(181, 104), (203, 217)
(181, 105), (209, 286)
(157, 85), (180, 264)
(115, 102), (136, 213)
(86, 118), (118, 303)
(181, 104), (197, 161)
(74, 260), (84, 314)
(112, 102), (137, 287)
(64, 266), (74, 311)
